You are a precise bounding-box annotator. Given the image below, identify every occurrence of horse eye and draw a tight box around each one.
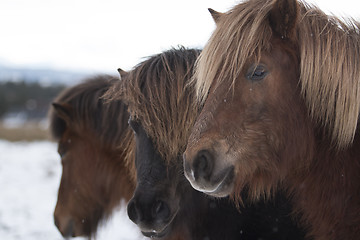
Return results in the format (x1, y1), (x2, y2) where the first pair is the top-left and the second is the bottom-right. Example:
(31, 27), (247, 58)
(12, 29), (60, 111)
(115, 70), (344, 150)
(128, 118), (140, 133)
(58, 147), (66, 159)
(59, 152), (66, 158)
(58, 149), (67, 165)
(246, 64), (268, 81)
(58, 141), (68, 160)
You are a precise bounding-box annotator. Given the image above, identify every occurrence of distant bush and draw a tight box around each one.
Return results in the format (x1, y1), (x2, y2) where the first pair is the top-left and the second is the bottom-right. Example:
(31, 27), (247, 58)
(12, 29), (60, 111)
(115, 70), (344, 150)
(0, 81), (65, 119)
(0, 122), (49, 141)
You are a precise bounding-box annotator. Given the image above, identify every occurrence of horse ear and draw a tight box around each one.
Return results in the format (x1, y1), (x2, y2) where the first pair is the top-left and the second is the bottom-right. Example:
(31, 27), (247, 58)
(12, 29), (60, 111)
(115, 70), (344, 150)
(117, 68), (127, 80)
(52, 102), (72, 125)
(208, 8), (224, 24)
(268, 0), (298, 39)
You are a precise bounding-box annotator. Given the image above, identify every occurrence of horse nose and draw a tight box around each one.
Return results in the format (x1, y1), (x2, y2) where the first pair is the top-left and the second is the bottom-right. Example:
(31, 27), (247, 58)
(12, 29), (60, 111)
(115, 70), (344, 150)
(184, 147), (235, 197)
(54, 214), (75, 237)
(127, 199), (142, 223)
(127, 197), (170, 227)
(184, 150), (214, 182)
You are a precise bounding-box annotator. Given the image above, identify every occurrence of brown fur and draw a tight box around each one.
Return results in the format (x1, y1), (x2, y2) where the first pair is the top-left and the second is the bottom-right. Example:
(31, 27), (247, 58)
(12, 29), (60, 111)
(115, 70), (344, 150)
(49, 75), (135, 238)
(185, 0), (360, 239)
(195, 0), (360, 149)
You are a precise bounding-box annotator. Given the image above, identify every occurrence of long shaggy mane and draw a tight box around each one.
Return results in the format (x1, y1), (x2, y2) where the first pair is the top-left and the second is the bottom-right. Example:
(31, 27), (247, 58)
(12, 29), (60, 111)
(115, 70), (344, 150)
(195, 0), (360, 149)
(49, 75), (135, 167)
(107, 47), (201, 161)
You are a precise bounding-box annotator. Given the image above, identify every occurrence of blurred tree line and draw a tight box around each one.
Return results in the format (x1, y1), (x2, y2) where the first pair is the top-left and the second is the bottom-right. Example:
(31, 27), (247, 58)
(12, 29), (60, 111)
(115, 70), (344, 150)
(0, 81), (66, 120)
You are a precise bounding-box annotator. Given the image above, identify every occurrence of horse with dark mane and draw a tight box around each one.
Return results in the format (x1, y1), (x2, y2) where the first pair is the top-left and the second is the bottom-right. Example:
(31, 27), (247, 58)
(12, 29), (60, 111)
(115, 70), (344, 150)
(106, 47), (306, 239)
(49, 75), (135, 238)
(183, 0), (360, 239)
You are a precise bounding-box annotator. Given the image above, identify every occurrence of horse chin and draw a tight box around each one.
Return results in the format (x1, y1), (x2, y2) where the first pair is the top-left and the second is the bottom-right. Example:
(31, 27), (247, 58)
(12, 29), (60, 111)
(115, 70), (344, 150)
(138, 206), (178, 239)
(188, 166), (235, 198)
(203, 180), (234, 198)
(141, 225), (170, 238)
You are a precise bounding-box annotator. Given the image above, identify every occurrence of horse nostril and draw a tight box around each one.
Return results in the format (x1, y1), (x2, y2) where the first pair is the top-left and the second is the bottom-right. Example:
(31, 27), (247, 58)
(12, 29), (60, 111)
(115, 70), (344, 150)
(152, 200), (170, 220)
(154, 201), (163, 215)
(193, 150), (214, 180)
(127, 199), (142, 224)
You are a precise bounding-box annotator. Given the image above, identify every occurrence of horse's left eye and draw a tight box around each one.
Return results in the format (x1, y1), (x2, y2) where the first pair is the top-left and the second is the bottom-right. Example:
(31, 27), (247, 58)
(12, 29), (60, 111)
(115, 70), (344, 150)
(128, 117), (140, 133)
(246, 65), (268, 81)
(58, 146), (66, 159)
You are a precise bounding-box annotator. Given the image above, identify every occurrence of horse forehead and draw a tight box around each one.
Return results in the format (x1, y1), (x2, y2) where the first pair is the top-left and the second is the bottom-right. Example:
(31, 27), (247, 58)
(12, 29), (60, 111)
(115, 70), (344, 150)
(194, 45), (298, 125)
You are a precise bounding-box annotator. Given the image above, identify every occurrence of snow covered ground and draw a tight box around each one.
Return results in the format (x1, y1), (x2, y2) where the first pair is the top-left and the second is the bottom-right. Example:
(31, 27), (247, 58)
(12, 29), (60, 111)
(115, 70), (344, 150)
(0, 140), (143, 240)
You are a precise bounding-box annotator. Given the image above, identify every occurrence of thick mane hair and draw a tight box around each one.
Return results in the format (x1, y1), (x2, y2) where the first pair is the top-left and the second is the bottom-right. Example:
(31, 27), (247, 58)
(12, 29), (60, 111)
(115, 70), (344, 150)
(108, 47), (201, 161)
(195, 0), (360, 149)
(49, 75), (134, 161)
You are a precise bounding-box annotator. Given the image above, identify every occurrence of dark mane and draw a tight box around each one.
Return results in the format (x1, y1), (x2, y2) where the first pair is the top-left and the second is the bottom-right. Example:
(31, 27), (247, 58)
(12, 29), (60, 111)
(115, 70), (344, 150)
(195, 0), (360, 148)
(49, 75), (133, 153)
(108, 47), (201, 160)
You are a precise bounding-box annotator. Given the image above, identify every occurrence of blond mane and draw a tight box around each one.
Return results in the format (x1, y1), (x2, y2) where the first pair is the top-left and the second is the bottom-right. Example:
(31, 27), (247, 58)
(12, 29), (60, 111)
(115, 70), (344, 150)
(195, 0), (360, 149)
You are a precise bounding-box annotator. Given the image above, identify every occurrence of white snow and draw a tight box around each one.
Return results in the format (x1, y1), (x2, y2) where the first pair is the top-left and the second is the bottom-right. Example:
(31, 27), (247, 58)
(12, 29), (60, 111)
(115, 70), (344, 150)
(0, 140), (143, 240)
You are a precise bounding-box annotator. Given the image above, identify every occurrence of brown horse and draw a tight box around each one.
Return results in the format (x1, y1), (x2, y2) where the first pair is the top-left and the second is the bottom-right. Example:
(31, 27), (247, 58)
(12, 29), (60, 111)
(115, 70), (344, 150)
(49, 75), (135, 238)
(183, 0), (360, 239)
(107, 47), (306, 239)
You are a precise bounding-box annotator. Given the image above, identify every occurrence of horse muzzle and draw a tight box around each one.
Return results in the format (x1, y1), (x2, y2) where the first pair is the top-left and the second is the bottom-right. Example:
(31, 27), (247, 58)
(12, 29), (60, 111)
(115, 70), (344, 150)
(183, 149), (235, 197)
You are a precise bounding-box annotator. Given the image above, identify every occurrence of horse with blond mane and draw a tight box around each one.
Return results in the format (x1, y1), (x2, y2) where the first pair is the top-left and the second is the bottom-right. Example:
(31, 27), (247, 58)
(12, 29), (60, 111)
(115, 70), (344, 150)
(183, 0), (360, 239)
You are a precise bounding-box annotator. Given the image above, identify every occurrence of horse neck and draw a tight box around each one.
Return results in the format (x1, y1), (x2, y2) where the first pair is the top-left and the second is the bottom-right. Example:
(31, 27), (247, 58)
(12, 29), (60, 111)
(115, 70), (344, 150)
(288, 130), (360, 239)
(172, 183), (244, 240)
(312, 130), (360, 177)
(85, 133), (135, 215)
(165, 183), (209, 239)
(103, 148), (135, 207)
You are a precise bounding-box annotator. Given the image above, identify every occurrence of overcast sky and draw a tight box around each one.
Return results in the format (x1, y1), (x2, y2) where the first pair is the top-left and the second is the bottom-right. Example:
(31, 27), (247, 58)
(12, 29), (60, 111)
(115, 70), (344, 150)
(0, 0), (359, 74)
